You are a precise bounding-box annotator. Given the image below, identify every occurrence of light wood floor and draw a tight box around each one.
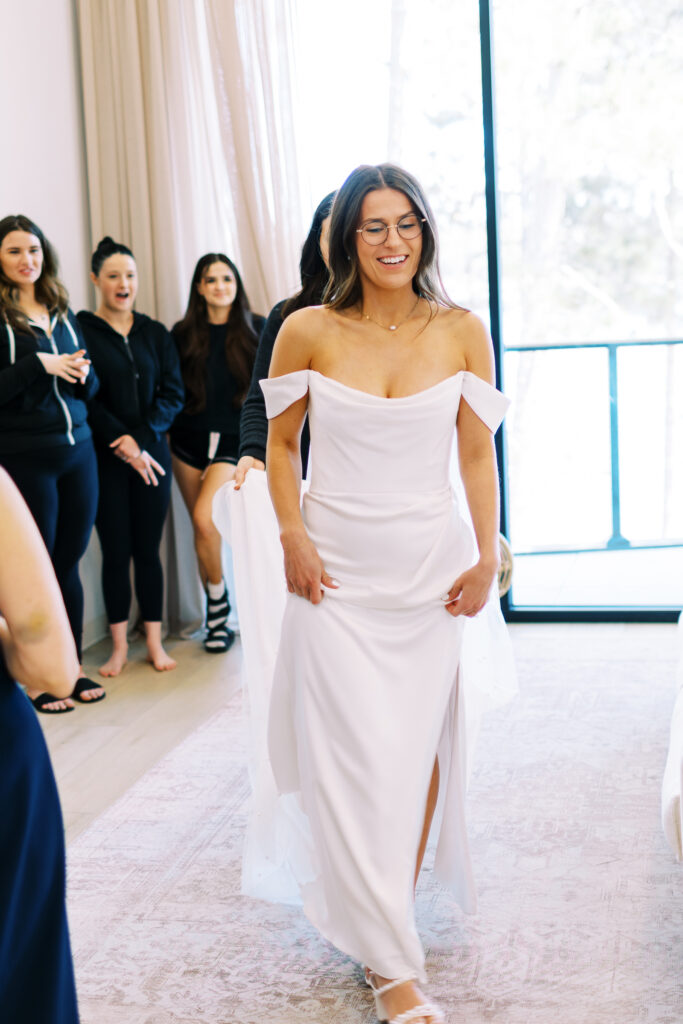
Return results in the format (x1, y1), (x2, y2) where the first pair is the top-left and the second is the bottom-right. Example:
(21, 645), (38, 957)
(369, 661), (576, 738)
(39, 633), (242, 844)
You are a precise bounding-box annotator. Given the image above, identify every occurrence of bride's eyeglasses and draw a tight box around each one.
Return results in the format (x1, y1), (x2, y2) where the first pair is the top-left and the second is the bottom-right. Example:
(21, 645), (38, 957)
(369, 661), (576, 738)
(356, 215), (426, 246)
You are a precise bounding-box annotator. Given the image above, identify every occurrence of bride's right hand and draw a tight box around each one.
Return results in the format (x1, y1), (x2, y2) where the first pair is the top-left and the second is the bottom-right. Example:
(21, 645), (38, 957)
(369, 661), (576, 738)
(281, 528), (338, 605)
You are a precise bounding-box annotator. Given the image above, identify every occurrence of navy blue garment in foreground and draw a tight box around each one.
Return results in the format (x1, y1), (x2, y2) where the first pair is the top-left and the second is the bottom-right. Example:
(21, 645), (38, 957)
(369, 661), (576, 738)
(0, 654), (79, 1023)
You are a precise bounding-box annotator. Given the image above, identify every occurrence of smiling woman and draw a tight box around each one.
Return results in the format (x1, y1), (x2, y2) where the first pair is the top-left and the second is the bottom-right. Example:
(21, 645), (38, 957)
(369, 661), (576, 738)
(170, 254), (264, 654)
(0, 214), (103, 714)
(257, 163), (511, 1024)
(323, 165), (463, 334)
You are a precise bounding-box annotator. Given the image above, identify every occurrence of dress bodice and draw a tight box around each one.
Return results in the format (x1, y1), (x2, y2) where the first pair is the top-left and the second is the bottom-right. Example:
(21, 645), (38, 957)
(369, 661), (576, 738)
(261, 368), (509, 608)
(260, 369), (508, 497)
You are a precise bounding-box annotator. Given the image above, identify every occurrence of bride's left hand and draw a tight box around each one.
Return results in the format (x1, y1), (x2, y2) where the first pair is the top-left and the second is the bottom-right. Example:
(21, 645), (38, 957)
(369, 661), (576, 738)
(443, 560), (498, 617)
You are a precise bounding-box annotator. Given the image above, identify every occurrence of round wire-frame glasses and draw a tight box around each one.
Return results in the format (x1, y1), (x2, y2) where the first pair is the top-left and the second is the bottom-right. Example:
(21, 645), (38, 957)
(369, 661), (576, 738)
(356, 215), (426, 246)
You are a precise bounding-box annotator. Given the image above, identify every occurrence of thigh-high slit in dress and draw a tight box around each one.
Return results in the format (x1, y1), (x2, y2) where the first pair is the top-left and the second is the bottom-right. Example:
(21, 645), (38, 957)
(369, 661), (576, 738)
(253, 368), (510, 983)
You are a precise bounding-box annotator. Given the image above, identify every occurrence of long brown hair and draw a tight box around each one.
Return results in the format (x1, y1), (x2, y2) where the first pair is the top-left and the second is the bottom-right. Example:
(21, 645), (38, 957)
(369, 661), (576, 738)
(281, 191), (335, 319)
(0, 214), (69, 334)
(173, 254), (259, 413)
(323, 164), (462, 314)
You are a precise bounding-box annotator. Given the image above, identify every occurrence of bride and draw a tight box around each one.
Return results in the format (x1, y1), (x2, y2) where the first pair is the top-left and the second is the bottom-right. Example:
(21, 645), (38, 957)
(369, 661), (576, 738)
(260, 163), (509, 1024)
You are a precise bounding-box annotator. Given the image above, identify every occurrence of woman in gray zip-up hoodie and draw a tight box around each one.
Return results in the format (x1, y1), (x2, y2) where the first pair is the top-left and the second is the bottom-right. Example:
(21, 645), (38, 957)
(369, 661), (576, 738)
(0, 214), (105, 713)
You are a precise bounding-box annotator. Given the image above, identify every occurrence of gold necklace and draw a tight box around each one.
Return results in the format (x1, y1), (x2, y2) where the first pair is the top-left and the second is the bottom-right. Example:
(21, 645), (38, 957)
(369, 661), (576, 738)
(362, 295), (421, 332)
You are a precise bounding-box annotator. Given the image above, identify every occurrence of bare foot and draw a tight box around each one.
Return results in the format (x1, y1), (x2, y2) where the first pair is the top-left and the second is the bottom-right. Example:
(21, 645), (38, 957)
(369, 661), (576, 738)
(99, 648), (128, 677)
(146, 645), (177, 672)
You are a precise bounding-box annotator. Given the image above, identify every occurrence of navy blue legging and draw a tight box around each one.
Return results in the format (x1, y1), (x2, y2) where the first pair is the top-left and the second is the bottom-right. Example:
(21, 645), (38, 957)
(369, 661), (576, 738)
(95, 438), (172, 623)
(0, 439), (98, 662)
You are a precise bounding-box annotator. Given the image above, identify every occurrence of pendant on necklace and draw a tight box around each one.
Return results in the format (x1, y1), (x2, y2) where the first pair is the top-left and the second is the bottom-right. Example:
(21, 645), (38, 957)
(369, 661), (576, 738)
(362, 295), (421, 333)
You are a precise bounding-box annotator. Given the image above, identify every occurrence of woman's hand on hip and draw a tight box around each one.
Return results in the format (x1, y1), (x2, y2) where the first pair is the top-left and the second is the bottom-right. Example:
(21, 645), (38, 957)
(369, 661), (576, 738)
(233, 455), (265, 490)
(444, 558), (498, 618)
(37, 349), (91, 383)
(282, 528), (338, 605)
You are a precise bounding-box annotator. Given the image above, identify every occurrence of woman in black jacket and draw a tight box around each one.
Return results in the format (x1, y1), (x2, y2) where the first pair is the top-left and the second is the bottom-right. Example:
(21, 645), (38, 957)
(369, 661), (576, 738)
(234, 191), (335, 487)
(0, 214), (104, 713)
(170, 254), (263, 653)
(78, 237), (184, 677)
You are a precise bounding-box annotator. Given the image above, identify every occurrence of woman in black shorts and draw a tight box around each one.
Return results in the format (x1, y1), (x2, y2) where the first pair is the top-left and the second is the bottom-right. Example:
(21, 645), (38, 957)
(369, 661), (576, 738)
(78, 237), (184, 677)
(170, 254), (263, 652)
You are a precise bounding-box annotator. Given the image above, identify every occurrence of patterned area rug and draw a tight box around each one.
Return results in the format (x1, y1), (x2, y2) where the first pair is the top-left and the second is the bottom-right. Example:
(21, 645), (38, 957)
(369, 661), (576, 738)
(67, 625), (683, 1024)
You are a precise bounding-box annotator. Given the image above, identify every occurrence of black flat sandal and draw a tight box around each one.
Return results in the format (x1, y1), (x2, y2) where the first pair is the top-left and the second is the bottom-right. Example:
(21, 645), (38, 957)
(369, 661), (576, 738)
(71, 677), (106, 703)
(29, 692), (75, 715)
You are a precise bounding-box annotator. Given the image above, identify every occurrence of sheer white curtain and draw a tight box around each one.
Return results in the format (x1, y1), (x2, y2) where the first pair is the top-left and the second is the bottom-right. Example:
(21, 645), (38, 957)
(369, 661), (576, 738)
(77, 0), (308, 630)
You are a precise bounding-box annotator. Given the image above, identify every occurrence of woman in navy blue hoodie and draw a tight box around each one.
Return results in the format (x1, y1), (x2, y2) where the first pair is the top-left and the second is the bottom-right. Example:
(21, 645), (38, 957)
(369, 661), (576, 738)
(78, 237), (184, 677)
(0, 214), (104, 713)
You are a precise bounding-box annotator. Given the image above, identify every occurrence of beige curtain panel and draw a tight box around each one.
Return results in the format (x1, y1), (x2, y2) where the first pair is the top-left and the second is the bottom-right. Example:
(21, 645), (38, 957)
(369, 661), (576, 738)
(77, 0), (307, 631)
(77, 0), (306, 322)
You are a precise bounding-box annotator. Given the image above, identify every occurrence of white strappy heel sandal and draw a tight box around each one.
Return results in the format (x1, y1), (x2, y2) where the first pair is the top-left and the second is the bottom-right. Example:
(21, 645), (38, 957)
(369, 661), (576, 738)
(366, 971), (445, 1024)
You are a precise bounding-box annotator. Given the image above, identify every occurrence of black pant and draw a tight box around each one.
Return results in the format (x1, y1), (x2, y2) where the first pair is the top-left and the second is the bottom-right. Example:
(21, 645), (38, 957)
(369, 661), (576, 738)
(95, 438), (172, 623)
(0, 439), (98, 662)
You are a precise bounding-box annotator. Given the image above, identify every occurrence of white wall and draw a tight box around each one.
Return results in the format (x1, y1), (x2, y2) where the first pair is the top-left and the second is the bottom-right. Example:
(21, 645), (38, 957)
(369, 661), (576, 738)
(0, 0), (106, 647)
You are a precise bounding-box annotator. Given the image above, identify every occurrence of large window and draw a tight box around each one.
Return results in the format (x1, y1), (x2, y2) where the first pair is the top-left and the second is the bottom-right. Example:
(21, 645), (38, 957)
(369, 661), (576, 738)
(294, 0), (683, 615)
(491, 0), (683, 611)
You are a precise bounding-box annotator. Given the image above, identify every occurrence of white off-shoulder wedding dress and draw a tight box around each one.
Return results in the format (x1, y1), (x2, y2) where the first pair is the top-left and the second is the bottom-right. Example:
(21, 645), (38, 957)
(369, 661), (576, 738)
(228, 367), (511, 982)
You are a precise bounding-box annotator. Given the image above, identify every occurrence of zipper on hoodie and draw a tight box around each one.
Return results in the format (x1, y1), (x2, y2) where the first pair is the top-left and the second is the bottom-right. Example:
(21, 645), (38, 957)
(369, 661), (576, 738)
(121, 334), (141, 419)
(4, 322), (16, 363)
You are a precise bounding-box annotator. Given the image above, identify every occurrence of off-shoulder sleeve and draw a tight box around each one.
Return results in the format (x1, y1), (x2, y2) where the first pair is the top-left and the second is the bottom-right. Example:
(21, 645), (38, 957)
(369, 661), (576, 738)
(259, 369), (310, 419)
(460, 371), (510, 433)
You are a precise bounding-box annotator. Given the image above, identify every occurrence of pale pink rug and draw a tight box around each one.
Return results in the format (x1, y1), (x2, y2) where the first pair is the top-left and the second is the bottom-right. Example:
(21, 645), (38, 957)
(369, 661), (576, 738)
(67, 625), (683, 1023)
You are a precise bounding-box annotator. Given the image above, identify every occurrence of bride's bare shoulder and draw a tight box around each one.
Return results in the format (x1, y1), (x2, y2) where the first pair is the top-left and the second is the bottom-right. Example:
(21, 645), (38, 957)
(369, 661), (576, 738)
(433, 306), (494, 380)
(433, 304), (477, 328)
(269, 305), (336, 374)
(435, 306), (488, 341)
(282, 304), (335, 328)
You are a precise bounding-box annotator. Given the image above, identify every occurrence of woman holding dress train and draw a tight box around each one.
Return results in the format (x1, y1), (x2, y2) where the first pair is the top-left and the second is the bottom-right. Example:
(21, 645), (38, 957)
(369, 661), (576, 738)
(234, 190), (335, 486)
(260, 164), (509, 1024)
